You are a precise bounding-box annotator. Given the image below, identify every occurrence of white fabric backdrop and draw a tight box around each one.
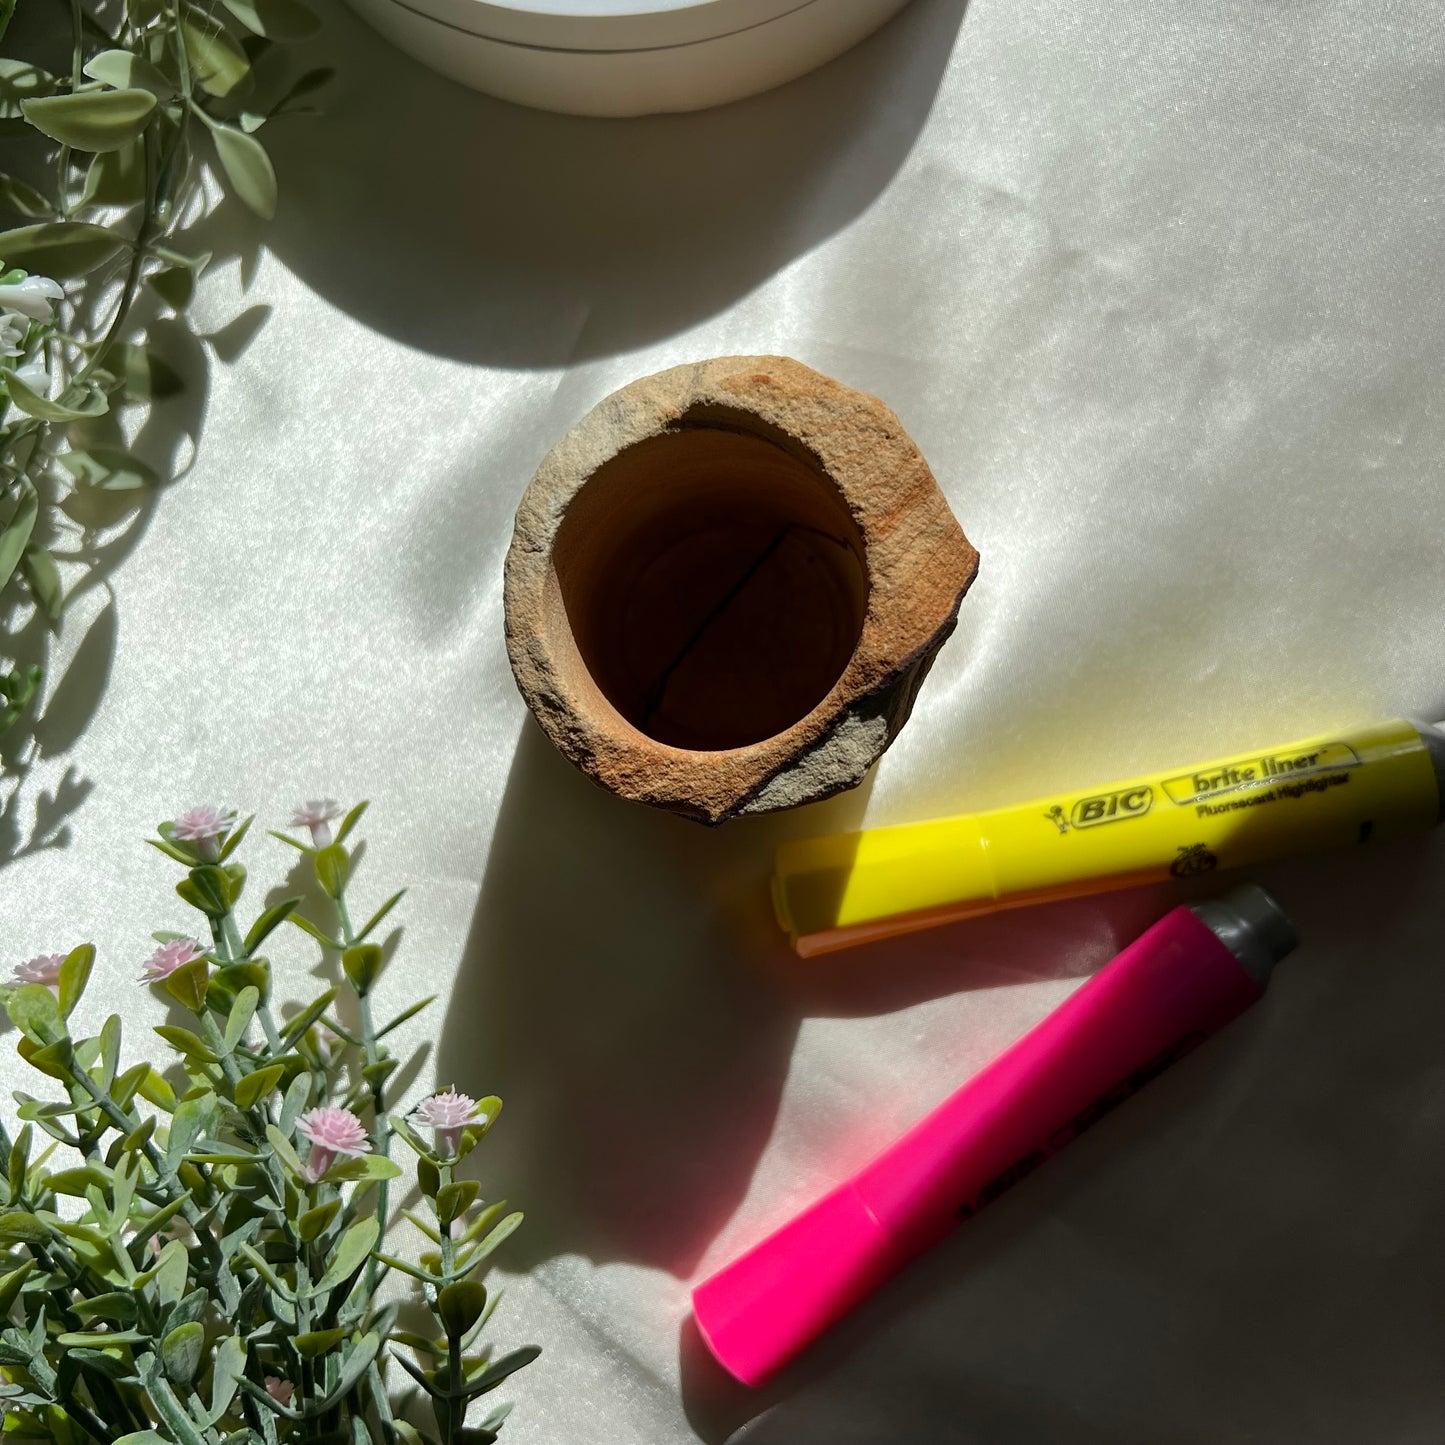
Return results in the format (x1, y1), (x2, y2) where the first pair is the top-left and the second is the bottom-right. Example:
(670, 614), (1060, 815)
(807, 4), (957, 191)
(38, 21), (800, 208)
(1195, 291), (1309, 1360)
(5, 0), (1444, 1440)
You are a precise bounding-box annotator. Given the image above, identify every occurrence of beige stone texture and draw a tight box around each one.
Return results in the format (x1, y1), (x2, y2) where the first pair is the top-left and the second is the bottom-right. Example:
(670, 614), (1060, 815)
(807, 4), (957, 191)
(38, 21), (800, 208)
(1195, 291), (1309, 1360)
(504, 356), (980, 823)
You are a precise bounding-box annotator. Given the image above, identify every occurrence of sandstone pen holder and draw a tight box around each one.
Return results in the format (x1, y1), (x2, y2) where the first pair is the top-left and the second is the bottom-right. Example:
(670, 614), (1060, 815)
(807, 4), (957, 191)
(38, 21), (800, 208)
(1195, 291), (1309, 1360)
(503, 357), (979, 824)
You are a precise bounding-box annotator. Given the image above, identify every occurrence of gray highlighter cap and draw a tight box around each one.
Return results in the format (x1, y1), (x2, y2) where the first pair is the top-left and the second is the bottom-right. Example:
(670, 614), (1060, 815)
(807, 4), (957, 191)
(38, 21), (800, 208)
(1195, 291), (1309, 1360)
(1191, 885), (1299, 989)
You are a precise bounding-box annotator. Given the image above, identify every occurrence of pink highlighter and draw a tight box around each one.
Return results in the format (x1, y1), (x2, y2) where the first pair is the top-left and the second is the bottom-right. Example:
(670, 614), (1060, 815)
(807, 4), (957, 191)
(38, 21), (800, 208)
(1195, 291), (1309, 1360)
(692, 885), (1299, 1386)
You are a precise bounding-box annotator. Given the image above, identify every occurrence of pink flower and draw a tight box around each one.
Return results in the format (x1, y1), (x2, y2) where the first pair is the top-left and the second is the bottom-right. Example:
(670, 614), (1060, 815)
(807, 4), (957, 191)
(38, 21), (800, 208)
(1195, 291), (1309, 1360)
(172, 805), (237, 860)
(140, 938), (205, 983)
(10, 953), (65, 987)
(290, 799), (344, 848)
(295, 1106), (371, 1182)
(264, 1377), (294, 1408)
(413, 1088), (487, 1158)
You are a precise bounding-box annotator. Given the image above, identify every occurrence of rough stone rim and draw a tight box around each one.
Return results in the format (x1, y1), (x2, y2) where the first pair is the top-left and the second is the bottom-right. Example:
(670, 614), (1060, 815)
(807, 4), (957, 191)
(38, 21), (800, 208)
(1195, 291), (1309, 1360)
(503, 355), (980, 823)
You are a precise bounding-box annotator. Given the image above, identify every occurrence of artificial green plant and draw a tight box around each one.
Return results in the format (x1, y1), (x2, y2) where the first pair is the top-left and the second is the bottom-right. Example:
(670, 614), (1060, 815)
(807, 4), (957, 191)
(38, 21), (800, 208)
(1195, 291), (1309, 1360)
(1, 0), (329, 730)
(0, 801), (536, 1445)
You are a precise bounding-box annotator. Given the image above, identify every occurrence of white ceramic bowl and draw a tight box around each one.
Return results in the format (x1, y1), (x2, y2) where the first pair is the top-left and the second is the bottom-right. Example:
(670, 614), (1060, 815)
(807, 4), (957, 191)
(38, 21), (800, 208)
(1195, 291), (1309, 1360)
(343, 0), (917, 116)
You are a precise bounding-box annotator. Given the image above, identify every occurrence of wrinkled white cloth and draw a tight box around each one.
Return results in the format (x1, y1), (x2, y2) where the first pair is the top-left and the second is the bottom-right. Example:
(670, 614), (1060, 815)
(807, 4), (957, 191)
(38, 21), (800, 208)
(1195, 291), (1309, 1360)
(4, 0), (1443, 1441)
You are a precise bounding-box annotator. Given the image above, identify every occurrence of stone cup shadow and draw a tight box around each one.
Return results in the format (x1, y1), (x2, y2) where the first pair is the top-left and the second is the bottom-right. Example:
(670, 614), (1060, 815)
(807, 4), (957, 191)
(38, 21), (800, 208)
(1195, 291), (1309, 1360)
(264, 0), (971, 369)
(434, 720), (1188, 1282)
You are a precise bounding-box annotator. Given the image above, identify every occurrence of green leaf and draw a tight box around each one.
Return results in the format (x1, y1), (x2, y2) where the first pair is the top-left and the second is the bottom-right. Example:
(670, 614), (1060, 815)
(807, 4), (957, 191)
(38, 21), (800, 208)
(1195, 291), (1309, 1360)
(21, 89), (158, 152)
(317, 1331), (381, 1409)
(224, 986), (259, 1051)
(0, 485), (37, 591)
(162, 1321), (204, 1386)
(5, 982), (65, 1045)
(6, 1124), (31, 1188)
(315, 843), (348, 899)
(233, 1062), (284, 1109)
(128, 1196), (187, 1249)
(279, 989), (338, 1050)
(342, 943), (381, 995)
(155, 1024), (216, 1062)
(417, 1157), (440, 1199)
(434, 1180), (481, 1229)
(0, 1260), (35, 1313)
(72, 1290), (139, 1324)
(335, 800), (368, 844)
(437, 1282), (485, 1337)
(387, 1329), (441, 1356)
(377, 995), (435, 1039)
(459, 1345), (540, 1399)
(315, 1216), (379, 1294)
(287, 913), (340, 949)
(137, 1353), (209, 1445)
(294, 1328), (345, 1359)
(457, 1200), (507, 1246)
(213, 960), (270, 1005)
(148, 835), (198, 865)
(21, 546), (63, 620)
(297, 1199), (340, 1242)
(279, 1071), (311, 1133)
(179, 864), (230, 916)
(0, 60), (56, 121)
(0, 220), (126, 278)
(123, 1116), (157, 1153)
(46, 1166), (111, 1196)
(181, 13), (252, 98)
(244, 897), (299, 953)
(372, 1251), (433, 1283)
(0, 1211), (47, 1243)
(79, 138), (146, 208)
(113, 1060), (150, 1111)
(98, 1011), (122, 1086)
(264, 1124), (305, 1178)
(161, 958), (209, 1012)
(0, 174), (54, 219)
(153, 1239), (189, 1308)
(23, 1036), (75, 1078)
(206, 1334), (247, 1424)
(166, 1092), (216, 1170)
(57, 1329), (148, 1347)
(208, 119), (277, 219)
(322, 1153), (400, 1185)
(138, 1067), (179, 1112)
(390, 1351), (436, 1397)
(3, 369), (109, 422)
(458, 1211), (523, 1270)
(220, 0), (319, 38)
(218, 813), (254, 859)
(389, 1115), (435, 1161)
(356, 889), (404, 942)
(114, 1432), (170, 1445)
(83, 49), (176, 100)
(57, 944), (94, 1018)
(60, 447), (159, 492)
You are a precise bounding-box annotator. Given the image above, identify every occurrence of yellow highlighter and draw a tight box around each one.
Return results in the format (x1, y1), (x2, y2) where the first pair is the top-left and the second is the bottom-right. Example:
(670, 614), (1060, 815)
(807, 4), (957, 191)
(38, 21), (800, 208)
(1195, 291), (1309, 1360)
(774, 717), (1445, 956)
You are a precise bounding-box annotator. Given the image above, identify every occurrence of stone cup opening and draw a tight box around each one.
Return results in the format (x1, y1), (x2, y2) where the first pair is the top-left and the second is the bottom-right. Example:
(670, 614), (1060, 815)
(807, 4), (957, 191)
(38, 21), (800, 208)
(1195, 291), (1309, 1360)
(550, 410), (869, 752)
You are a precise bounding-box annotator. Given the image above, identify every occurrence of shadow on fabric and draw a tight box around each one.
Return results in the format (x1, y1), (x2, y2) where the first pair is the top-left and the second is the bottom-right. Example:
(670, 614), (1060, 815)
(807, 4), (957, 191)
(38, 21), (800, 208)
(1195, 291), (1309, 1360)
(435, 721), (1190, 1286)
(263, 0), (970, 369)
(676, 835), (1445, 1444)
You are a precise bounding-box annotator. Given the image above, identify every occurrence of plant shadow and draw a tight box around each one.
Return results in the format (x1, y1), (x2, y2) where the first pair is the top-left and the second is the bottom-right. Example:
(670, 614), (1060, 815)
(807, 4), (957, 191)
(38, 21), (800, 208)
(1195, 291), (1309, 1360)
(263, 0), (971, 369)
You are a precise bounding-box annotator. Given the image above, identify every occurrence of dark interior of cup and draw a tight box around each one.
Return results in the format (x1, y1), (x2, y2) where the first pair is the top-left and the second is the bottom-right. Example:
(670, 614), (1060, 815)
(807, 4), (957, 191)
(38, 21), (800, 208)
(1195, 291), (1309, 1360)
(550, 408), (868, 751)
